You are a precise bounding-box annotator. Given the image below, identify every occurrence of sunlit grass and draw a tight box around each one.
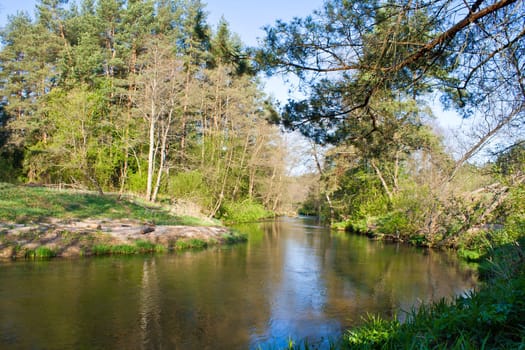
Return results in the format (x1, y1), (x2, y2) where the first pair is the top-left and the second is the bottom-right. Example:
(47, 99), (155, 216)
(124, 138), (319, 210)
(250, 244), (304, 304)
(25, 246), (57, 259)
(0, 183), (212, 226)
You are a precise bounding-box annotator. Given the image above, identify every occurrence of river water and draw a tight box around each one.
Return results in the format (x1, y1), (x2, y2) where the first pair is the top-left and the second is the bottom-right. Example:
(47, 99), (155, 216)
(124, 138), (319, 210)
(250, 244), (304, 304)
(0, 216), (476, 349)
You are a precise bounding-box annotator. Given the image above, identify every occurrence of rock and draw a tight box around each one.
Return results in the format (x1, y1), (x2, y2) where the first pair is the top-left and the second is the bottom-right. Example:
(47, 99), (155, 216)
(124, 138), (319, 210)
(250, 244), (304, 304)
(140, 225), (155, 234)
(0, 246), (14, 259)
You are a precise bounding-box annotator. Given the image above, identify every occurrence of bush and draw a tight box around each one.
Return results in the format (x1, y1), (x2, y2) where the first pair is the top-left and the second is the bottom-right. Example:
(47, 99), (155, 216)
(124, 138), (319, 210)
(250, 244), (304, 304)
(331, 218), (369, 234)
(219, 199), (273, 223)
(126, 170), (148, 193)
(167, 171), (212, 208)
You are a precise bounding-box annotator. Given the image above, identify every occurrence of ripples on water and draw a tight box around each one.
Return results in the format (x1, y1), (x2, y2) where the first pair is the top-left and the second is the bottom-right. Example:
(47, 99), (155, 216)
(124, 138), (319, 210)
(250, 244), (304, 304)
(0, 216), (477, 349)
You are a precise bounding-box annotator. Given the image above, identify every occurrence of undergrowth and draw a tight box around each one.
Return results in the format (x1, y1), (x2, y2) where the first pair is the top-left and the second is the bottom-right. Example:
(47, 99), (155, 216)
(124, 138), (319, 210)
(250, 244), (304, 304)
(219, 199), (274, 224)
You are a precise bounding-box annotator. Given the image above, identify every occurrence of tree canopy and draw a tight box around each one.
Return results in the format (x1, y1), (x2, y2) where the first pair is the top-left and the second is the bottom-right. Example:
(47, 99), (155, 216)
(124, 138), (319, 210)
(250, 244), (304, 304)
(0, 0), (291, 220)
(258, 0), (525, 247)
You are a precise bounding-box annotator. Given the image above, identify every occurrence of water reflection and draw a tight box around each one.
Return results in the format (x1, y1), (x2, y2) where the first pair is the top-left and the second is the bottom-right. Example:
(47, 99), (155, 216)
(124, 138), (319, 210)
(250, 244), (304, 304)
(140, 259), (161, 349)
(0, 217), (477, 349)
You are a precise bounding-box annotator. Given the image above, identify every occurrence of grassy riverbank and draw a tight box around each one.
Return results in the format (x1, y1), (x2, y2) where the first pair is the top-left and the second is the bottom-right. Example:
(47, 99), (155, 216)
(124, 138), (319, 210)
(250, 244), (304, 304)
(0, 183), (246, 259)
(343, 238), (525, 349)
(0, 182), (212, 226)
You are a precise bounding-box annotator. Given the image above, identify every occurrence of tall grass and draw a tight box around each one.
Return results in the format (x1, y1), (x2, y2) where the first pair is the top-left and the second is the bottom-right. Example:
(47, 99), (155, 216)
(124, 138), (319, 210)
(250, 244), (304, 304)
(91, 240), (166, 255)
(174, 238), (208, 250)
(25, 246), (57, 259)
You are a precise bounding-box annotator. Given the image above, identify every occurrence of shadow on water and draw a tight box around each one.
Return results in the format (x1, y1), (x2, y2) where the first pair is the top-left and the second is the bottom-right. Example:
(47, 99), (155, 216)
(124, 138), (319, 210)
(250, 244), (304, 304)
(0, 217), (476, 349)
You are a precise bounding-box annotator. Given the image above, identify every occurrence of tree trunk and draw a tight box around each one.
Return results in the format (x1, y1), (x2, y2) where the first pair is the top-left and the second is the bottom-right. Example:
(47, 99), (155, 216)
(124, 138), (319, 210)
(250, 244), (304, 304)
(371, 159), (394, 201)
(146, 116), (156, 201)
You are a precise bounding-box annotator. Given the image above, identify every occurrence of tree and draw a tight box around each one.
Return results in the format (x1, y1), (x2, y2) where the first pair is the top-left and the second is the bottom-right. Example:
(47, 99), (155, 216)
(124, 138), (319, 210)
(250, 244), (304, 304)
(257, 0), (525, 244)
(26, 86), (115, 193)
(257, 0), (524, 149)
(133, 38), (184, 201)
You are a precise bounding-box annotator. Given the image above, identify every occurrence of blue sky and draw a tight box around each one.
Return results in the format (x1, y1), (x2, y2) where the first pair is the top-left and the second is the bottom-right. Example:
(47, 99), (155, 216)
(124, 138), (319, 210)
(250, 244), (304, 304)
(0, 0), (323, 46)
(0, 0), (323, 103)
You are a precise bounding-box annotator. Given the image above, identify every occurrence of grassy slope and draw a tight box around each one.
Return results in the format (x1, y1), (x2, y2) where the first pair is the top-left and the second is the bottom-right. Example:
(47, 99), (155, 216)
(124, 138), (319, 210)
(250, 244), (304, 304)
(0, 183), (211, 226)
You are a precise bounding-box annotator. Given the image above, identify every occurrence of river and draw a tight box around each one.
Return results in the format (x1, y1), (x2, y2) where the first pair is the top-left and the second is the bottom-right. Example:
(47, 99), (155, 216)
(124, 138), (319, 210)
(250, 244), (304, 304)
(0, 216), (477, 349)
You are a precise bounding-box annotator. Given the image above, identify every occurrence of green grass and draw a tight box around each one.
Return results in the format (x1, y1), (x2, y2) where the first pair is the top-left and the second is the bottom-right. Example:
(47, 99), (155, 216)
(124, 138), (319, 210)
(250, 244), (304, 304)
(109, 244), (138, 254)
(0, 183), (212, 226)
(91, 244), (112, 255)
(222, 231), (248, 244)
(174, 238), (208, 250)
(135, 240), (166, 253)
(91, 240), (167, 255)
(25, 246), (57, 259)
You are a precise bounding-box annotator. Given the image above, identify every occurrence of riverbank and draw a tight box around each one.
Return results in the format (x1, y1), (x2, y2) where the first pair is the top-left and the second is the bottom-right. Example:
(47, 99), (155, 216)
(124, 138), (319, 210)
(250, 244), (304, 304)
(0, 183), (245, 259)
(343, 238), (525, 349)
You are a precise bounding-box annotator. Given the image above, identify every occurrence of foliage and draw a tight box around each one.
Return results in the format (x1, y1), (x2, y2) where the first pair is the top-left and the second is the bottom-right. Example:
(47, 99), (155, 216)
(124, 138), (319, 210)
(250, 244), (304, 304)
(25, 246), (57, 259)
(167, 170), (212, 208)
(258, 0), (525, 253)
(219, 199), (274, 224)
(0, 0), (287, 219)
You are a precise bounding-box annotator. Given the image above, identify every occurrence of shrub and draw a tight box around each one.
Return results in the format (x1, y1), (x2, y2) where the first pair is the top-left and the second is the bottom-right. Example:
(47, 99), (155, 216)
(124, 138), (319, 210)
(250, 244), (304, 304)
(220, 200), (273, 223)
(331, 220), (350, 231)
(167, 171), (212, 208)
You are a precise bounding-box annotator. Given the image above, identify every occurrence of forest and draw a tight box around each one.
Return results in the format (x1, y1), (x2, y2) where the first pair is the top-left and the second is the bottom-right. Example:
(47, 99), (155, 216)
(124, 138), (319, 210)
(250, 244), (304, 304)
(0, 0), (291, 223)
(0, 0), (524, 254)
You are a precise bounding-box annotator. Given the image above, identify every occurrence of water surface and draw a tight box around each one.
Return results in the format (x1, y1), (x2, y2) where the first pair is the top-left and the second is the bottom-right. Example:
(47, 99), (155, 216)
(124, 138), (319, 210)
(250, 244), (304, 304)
(0, 217), (476, 349)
